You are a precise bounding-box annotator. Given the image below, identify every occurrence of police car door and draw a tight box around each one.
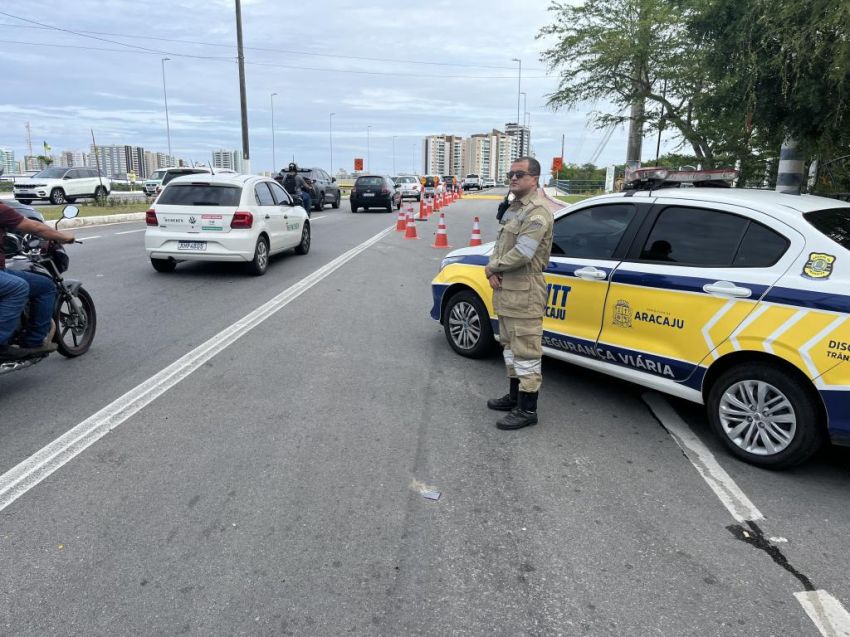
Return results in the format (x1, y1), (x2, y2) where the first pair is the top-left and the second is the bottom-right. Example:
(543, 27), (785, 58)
(543, 202), (643, 359)
(597, 198), (804, 387)
(254, 182), (284, 250)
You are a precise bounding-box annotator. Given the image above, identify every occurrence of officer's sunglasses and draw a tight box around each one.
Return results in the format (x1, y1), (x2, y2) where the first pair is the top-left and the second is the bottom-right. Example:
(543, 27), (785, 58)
(507, 170), (535, 180)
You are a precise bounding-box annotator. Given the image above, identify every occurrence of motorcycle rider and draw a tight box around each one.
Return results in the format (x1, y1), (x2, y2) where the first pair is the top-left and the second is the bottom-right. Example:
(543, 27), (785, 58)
(278, 162), (313, 213)
(0, 202), (75, 359)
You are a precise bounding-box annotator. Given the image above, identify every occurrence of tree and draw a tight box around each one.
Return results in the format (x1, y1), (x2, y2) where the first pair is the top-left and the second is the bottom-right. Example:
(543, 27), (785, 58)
(538, 0), (721, 164)
(36, 155), (53, 168)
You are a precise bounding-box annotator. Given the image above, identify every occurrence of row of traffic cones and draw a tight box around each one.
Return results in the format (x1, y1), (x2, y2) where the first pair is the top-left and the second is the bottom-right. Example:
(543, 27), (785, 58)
(395, 208), (482, 249)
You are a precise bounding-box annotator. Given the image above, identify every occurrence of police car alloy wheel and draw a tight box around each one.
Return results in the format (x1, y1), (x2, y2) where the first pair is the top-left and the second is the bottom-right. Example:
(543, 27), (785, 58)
(707, 363), (824, 468)
(249, 236), (270, 276)
(443, 291), (494, 359)
(295, 223), (310, 255)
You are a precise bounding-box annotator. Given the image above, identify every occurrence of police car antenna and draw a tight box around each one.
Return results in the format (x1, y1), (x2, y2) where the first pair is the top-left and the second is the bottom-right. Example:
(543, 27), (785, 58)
(208, 162), (215, 176)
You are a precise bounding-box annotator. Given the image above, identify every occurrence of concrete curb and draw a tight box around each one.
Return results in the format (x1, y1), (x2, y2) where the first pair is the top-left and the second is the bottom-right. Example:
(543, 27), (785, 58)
(62, 212), (146, 228)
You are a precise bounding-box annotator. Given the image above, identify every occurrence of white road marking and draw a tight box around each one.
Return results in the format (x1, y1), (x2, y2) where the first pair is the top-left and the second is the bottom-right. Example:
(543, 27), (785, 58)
(78, 235), (102, 240)
(642, 392), (764, 523)
(310, 215), (327, 221)
(795, 591), (850, 637)
(0, 225), (394, 514)
(113, 228), (146, 235)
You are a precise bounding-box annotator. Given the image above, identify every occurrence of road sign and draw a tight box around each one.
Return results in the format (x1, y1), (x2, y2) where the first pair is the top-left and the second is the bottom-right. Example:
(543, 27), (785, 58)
(354, 158), (363, 171)
(552, 157), (563, 173)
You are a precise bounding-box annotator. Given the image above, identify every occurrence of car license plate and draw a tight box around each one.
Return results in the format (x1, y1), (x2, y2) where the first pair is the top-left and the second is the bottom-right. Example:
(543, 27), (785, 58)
(178, 241), (207, 251)
(363, 192), (375, 197)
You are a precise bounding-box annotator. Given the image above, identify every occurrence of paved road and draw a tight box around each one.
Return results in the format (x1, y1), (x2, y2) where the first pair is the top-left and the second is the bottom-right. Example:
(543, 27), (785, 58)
(0, 193), (848, 636)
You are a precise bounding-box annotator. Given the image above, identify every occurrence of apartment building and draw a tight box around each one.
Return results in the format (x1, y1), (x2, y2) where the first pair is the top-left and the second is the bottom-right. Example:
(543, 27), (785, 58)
(423, 135), (464, 176)
(212, 149), (243, 173)
(0, 148), (15, 175)
(460, 130), (513, 182)
(504, 122), (530, 161)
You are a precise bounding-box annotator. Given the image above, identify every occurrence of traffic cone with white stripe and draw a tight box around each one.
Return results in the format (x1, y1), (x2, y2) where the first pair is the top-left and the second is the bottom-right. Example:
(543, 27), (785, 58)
(395, 207), (407, 232)
(434, 192), (442, 212)
(419, 195), (427, 218)
(403, 211), (419, 240)
(468, 216), (482, 246)
(431, 213), (451, 249)
(414, 202), (426, 221)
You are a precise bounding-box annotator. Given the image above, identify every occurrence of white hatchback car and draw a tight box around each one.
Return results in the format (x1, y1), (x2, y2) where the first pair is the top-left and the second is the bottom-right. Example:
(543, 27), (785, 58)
(144, 173), (310, 275)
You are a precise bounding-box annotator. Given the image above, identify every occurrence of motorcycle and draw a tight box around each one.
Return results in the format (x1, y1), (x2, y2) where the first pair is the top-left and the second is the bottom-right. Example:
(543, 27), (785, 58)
(1, 205), (96, 375)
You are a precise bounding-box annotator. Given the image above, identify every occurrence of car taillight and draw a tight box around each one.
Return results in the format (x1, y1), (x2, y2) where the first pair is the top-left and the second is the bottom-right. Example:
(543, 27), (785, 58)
(145, 209), (158, 226)
(230, 211), (253, 229)
(381, 187), (389, 194)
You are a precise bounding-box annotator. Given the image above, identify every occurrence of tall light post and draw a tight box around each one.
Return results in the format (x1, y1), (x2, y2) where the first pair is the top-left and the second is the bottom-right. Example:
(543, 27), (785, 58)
(366, 125), (372, 172)
(392, 135), (397, 175)
(520, 92), (527, 126)
(234, 0), (250, 173)
(161, 57), (172, 163)
(412, 143), (416, 174)
(512, 58), (522, 126)
(329, 112), (335, 177)
(270, 92), (278, 173)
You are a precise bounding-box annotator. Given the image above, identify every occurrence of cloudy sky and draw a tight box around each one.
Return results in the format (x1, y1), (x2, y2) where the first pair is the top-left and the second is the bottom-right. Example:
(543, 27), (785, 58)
(0, 0), (679, 175)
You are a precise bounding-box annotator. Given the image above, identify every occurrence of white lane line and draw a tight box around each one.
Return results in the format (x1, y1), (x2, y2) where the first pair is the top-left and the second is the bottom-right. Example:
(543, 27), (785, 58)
(795, 591), (850, 637)
(114, 229), (146, 235)
(78, 235), (102, 241)
(310, 215), (327, 221)
(642, 392), (764, 523)
(0, 225), (394, 514)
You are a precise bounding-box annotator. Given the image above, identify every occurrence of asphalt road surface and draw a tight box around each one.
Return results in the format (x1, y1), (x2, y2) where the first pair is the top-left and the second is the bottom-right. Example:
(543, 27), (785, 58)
(1, 191), (848, 636)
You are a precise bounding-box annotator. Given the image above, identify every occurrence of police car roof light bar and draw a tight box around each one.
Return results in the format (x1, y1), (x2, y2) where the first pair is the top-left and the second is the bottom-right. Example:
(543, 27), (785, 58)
(625, 167), (739, 190)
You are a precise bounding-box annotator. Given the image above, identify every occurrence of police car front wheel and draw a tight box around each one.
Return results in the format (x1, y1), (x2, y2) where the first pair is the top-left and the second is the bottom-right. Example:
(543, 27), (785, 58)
(443, 291), (495, 359)
(707, 363), (825, 469)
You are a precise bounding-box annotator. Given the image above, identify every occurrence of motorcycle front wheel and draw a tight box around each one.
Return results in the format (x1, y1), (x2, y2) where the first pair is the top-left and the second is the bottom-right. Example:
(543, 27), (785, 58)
(54, 287), (97, 357)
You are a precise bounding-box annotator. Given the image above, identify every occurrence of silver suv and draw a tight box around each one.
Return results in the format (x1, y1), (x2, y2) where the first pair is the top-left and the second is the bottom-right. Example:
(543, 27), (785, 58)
(14, 167), (111, 205)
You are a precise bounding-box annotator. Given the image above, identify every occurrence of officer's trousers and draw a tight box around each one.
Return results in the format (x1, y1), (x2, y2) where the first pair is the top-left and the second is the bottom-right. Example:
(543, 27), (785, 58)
(498, 315), (543, 392)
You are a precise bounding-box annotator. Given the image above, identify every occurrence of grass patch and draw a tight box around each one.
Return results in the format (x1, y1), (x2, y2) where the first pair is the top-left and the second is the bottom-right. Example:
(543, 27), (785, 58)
(38, 202), (147, 221)
(555, 194), (591, 204)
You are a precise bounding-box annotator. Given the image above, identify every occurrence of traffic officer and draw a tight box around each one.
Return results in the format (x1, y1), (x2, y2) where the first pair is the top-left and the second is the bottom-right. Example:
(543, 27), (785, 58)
(484, 157), (554, 430)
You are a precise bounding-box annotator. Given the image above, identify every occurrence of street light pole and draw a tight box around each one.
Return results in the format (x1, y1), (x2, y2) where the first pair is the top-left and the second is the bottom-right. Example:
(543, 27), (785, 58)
(270, 92), (277, 174)
(512, 58), (522, 126)
(329, 112), (335, 178)
(161, 57), (172, 164)
(234, 0), (250, 173)
(367, 125), (372, 172)
(392, 135), (397, 175)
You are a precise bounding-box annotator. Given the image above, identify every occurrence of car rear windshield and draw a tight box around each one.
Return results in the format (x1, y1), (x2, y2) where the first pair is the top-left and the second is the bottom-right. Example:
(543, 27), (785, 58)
(149, 170), (167, 180)
(162, 170), (205, 186)
(157, 184), (242, 206)
(804, 208), (850, 249)
(466, 174), (479, 179)
(424, 177), (437, 186)
(356, 177), (383, 186)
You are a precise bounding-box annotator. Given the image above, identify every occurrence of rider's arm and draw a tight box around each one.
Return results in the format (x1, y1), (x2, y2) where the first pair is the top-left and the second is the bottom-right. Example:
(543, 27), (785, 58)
(15, 218), (75, 244)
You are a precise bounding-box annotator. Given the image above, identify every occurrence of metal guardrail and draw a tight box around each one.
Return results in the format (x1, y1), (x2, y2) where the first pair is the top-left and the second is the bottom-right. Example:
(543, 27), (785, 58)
(554, 179), (606, 194)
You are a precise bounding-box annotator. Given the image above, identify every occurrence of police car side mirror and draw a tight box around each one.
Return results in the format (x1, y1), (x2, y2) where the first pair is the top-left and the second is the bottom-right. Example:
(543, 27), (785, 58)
(292, 195), (304, 208)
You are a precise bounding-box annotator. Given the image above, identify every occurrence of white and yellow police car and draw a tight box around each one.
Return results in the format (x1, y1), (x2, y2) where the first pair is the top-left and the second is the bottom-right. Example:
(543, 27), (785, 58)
(431, 169), (849, 468)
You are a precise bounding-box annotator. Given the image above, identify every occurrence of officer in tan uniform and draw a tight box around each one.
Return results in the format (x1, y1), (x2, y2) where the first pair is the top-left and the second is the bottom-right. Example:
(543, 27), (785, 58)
(484, 157), (554, 430)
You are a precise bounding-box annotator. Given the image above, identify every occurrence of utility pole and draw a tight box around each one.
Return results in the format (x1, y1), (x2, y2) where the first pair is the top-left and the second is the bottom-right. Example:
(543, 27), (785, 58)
(329, 112), (335, 178)
(366, 125), (372, 172)
(392, 136), (397, 175)
(512, 58), (522, 125)
(270, 92), (277, 174)
(161, 58), (172, 163)
(234, 0), (250, 174)
(25, 122), (33, 158)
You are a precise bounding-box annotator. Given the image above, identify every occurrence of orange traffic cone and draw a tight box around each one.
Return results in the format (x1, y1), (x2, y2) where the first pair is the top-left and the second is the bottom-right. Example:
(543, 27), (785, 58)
(403, 211), (419, 240)
(395, 208), (407, 232)
(434, 193), (441, 212)
(469, 216), (482, 246)
(419, 195), (427, 218)
(414, 202), (426, 221)
(431, 213), (451, 249)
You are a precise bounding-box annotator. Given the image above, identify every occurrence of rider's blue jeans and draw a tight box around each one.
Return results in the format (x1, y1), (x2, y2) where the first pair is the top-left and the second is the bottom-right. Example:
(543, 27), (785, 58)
(0, 269), (56, 347)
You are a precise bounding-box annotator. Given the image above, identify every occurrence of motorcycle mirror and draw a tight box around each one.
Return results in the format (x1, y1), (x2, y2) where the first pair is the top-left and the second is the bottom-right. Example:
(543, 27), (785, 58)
(62, 205), (80, 219)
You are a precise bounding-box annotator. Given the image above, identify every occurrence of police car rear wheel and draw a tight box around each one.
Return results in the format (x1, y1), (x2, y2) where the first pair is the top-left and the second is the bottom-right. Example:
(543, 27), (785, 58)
(294, 223), (310, 255)
(707, 364), (824, 468)
(443, 291), (494, 359)
(248, 236), (270, 276)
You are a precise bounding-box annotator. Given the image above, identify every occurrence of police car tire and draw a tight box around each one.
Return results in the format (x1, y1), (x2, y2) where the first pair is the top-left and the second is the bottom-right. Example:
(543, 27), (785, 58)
(294, 223), (310, 255)
(707, 363), (825, 469)
(442, 290), (495, 359)
(248, 236), (270, 276)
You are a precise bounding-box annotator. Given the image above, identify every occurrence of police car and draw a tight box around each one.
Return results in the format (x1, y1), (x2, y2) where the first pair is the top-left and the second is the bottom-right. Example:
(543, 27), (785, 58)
(430, 169), (850, 468)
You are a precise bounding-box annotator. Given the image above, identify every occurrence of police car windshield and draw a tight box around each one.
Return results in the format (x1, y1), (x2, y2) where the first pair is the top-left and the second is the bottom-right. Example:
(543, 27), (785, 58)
(804, 208), (850, 250)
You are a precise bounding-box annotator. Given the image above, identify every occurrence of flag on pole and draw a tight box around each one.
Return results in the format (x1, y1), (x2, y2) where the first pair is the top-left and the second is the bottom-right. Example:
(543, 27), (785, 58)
(42, 141), (51, 154)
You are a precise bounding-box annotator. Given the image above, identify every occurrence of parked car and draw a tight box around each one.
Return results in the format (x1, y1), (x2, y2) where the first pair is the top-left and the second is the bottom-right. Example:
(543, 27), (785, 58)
(463, 174), (483, 191)
(482, 178), (496, 188)
(393, 175), (422, 200)
(297, 167), (341, 211)
(442, 175), (458, 192)
(431, 169), (850, 469)
(144, 173), (310, 275)
(144, 167), (211, 197)
(350, 175), (401, 213)
(14, 167), (111, 205)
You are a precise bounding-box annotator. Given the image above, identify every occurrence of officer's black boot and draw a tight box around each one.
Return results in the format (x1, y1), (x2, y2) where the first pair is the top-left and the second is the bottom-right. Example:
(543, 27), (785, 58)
(487, 378), (519, 411)
(496, 391), (539, 430)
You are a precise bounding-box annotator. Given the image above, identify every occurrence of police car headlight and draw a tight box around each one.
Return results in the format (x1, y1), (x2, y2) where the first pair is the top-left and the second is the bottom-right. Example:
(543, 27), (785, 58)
(440, 255), (465, 271)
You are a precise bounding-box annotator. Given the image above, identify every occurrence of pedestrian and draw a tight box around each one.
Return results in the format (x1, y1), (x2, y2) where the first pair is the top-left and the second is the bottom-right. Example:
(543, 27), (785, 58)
(484, 157), (555, 430)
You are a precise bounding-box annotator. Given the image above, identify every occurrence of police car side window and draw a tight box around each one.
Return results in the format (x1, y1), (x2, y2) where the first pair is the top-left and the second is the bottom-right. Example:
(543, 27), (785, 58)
(640, 207), (748, 266)
(268, 181), (291, 205)
(732, 221), (789, 267)
(551, 204), (636, 259)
